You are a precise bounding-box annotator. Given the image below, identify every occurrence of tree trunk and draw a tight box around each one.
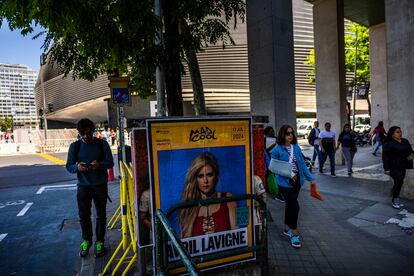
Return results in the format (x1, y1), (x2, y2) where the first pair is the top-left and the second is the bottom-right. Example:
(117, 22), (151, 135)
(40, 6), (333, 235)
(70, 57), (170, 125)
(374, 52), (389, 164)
(162, 0), (183, 116)
(186, 48), (207, 116)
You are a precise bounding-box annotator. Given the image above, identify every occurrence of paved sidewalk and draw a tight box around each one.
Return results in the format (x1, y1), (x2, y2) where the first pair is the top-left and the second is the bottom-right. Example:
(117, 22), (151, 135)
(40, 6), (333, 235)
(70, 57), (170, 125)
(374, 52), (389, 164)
(92, 146), (414, 275)
(267, 146), (414, 275)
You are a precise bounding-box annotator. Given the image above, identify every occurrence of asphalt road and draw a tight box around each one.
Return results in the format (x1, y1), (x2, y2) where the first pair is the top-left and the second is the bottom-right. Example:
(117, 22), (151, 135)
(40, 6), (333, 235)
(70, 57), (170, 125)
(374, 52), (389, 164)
(0, 153), (75, 189)
(0, 152), (119, 275)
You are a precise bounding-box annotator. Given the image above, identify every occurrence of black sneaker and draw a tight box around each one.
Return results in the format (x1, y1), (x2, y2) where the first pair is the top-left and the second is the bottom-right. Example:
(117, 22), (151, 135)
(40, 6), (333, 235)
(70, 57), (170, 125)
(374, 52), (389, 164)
(94, 241), (106, 258)
(79, 240), (92, 257)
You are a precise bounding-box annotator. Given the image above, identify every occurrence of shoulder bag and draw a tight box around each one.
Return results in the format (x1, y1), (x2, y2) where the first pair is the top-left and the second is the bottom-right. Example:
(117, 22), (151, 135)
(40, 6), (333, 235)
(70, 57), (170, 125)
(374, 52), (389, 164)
(269, 145), (294, 178)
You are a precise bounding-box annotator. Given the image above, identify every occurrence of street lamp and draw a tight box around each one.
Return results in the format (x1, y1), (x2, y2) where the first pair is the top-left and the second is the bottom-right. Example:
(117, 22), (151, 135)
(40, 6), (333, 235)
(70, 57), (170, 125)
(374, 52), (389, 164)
(40, 53), (48, 144)
(352, 29), (358, 129)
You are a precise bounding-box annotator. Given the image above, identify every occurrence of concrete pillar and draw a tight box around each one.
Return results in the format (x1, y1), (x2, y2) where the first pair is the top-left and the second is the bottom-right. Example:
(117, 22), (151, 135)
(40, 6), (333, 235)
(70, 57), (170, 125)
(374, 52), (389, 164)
(313, 0), (347, 163)
(369, 23), (389, 129)
(247, 0), (296, 132)
(385, 0), (414, 199)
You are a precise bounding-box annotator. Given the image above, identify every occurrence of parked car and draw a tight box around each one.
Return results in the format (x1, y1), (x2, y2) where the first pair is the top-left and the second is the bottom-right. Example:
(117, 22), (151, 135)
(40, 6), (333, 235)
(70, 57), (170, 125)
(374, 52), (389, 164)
(354, 124), (371, 133)
(297, 123), (313, 138)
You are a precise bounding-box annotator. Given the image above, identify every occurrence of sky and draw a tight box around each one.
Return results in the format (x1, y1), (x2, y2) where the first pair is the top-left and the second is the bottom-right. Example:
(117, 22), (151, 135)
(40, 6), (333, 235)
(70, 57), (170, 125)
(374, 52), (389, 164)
(0, 20), (47, 72)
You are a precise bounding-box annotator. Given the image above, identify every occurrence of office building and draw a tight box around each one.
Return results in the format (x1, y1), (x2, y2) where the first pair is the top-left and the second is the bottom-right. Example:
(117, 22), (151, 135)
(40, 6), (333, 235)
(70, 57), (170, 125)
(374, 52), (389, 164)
(0, 63), (38, 128)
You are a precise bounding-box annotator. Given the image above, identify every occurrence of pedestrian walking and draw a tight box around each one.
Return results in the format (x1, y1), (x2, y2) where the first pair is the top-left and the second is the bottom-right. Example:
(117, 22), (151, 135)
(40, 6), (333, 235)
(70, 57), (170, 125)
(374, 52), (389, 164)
(110, 129), (116, 146)
(307, 121), (321, 167)
(66, 118), (114, 258)
(382, 126), (414, 209)
(337, 123), (358, 176)
(264, 126), (277, 153)
(264, 126), (284, 202)
(371, 121), (387, 156)
(270, 125), (316, 248)
(319, 122), (337, 177)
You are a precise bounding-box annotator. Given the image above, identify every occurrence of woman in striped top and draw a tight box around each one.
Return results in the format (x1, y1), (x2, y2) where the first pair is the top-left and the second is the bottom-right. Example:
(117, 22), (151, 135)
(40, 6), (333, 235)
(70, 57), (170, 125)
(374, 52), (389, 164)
(270, 125), (316, 248)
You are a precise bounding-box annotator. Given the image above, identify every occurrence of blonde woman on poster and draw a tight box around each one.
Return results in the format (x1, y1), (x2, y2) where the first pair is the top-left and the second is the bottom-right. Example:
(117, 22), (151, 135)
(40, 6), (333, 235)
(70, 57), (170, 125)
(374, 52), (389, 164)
(179, 152), (238, 238)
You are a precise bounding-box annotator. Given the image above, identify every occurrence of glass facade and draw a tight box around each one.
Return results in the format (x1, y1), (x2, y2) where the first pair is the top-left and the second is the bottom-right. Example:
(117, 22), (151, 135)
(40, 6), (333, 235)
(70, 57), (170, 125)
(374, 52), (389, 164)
(0, 63), (38, 128)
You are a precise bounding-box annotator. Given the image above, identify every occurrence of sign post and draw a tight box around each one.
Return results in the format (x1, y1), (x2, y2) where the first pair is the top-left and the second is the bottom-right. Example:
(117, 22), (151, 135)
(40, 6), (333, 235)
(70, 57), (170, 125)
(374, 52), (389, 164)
(109, 77), (130, 162)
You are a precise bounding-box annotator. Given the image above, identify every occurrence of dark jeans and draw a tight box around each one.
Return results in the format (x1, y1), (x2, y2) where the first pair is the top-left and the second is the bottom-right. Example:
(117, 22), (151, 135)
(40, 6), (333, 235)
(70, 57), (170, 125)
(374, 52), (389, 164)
(390, 168), (406, 199)
(320, 149), (336, 174)
(77, 183), (108, 243)
(312, 144), (322, 165)
(279, 177), (301, 229)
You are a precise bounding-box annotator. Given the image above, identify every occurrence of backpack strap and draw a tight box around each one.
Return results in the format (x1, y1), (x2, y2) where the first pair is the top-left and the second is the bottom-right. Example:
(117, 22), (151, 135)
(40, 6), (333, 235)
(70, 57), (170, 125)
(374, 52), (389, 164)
(74, 138), (105, 162)
(74, 139), (81, 162)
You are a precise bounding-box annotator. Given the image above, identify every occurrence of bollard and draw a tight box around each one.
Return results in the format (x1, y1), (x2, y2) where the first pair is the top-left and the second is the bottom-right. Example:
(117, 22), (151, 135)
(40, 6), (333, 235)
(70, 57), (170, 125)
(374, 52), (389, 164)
(108, 168), (115, 182)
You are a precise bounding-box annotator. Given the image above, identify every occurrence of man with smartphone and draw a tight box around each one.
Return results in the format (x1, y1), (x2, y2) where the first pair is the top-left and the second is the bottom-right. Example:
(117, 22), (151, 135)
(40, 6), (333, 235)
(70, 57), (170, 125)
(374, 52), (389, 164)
(66, 118), (114, 258)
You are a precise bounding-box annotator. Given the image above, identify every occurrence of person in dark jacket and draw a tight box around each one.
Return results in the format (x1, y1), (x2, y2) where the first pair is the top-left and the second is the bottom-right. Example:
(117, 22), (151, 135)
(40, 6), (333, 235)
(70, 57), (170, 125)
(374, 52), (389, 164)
(337, 124), (358, 176)
(66, 118), (114, 257)
(382, 126), (414, 209)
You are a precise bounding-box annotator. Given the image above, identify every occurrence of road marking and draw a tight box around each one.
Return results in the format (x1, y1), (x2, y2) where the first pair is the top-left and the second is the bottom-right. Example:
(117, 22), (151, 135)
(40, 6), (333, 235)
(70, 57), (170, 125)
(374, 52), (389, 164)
(0, 200), (25, 209)
(36, 184), (77, 194)
(37, 153), (66, 166)
(17, 202), (34, 216)
(0, 233), (7, 242)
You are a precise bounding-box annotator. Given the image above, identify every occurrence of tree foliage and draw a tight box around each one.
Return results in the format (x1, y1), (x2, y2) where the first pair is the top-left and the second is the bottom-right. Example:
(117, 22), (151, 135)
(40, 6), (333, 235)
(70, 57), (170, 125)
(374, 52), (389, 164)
(0, 117), (13, 132)
(344, 23), (370, 86)
(0, 0), (246, 115)
(0, 0), (157, 98)
(305, 22), (370, 86)
(177, 0), (245, 115)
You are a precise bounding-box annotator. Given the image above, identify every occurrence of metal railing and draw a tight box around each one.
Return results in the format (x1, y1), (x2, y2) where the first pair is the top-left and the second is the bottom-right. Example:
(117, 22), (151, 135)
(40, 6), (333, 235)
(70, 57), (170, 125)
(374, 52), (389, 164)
(155, 194), (268, 275)
(99, 162), (137, 276)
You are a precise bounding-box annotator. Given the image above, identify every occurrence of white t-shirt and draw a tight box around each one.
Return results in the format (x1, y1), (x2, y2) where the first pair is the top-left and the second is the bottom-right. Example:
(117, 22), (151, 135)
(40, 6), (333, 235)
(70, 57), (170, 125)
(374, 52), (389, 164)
(265, 137), (276, 149)
(139, 189), (151, 215)
(319, 130), (336, 150)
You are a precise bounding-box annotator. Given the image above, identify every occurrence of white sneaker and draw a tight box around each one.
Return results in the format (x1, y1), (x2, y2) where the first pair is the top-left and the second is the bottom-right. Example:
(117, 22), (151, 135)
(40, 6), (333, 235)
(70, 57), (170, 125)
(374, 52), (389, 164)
(392, 199), (400, 209)
(395, 198), (404, 207)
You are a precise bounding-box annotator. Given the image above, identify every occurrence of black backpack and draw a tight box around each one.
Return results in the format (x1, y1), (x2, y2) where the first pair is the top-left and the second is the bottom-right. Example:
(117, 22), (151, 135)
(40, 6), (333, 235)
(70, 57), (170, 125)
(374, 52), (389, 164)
(308, 128), (316, 146)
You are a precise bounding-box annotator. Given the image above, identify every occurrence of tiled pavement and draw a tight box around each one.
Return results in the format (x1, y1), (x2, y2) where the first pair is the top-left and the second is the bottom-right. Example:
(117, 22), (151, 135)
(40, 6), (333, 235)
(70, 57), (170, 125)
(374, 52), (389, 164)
(92, 146), (414, 275)
(267, 146), (414, 275)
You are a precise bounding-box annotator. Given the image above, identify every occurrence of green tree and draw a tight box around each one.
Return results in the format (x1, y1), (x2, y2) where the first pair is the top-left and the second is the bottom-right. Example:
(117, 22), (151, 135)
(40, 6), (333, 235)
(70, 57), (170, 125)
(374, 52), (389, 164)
(0, 117), (13, 132)
(305, 22), (370, 115)
(305, 22), (370, 85)
(178, 1), (245, 115)
(0, 0), (245, 116)
(344, 23), (370, 86)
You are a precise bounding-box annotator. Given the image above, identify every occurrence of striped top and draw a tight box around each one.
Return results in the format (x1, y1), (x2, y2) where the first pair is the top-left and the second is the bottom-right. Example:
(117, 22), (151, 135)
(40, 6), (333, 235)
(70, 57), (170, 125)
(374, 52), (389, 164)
(285, 146), (299, 173)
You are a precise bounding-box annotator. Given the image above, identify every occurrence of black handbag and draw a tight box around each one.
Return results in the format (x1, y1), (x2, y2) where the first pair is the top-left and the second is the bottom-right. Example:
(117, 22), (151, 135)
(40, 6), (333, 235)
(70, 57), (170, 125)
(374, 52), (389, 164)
(407, 153), (414, 169)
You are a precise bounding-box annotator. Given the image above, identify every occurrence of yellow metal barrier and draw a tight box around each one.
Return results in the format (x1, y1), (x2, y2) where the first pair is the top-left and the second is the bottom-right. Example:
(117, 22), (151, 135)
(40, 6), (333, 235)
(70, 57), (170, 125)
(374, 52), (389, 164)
(99, 162), (137, 276)
(107, 205), (121, 230)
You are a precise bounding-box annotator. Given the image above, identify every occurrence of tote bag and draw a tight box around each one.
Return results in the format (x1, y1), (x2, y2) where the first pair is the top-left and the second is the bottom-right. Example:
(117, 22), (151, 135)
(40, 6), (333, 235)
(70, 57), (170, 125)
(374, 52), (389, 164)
(269, 145), (294, 178)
